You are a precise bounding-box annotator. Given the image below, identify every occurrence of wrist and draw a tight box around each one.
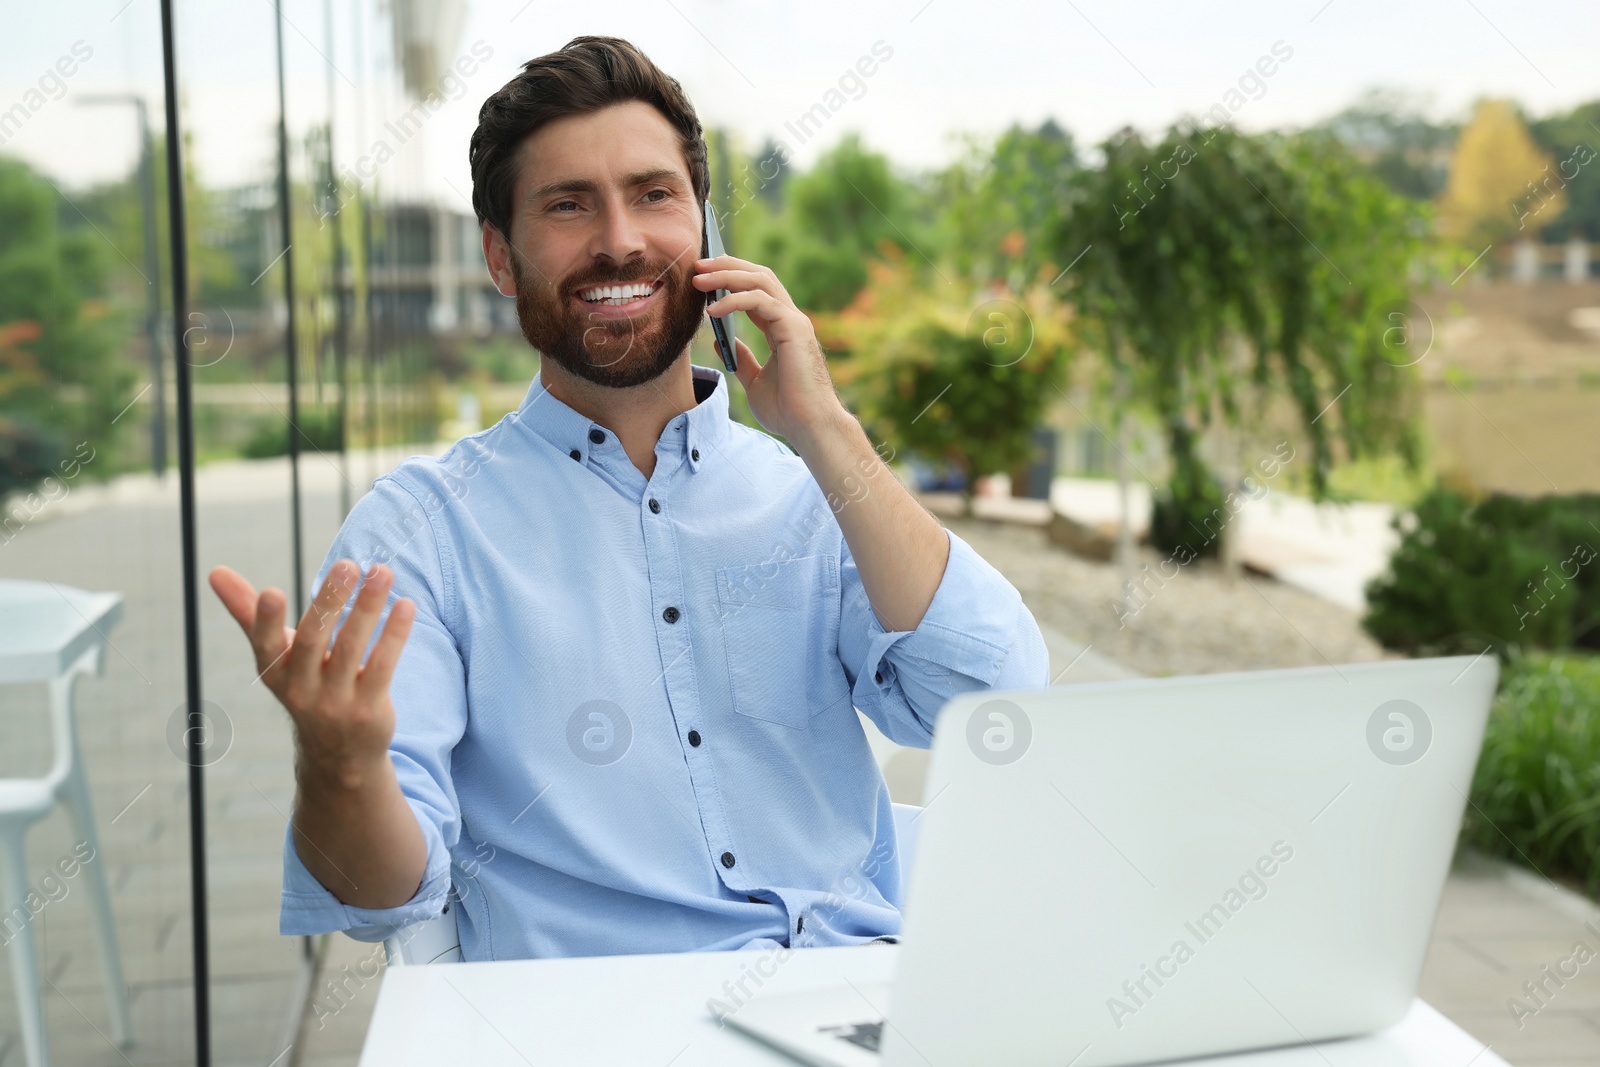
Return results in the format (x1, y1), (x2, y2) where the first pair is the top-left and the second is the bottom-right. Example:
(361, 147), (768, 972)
(297, 746), (393, 798)
(785, 399), (859, 459)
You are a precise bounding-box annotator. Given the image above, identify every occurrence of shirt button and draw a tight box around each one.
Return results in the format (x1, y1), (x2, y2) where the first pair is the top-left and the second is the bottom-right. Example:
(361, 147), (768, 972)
(648, 498), (661, 514)
(691, 448), (700, 462)
(589, 428), (606, 445)
(874, 670), (883, 684)
(569, 449), (581, 461)
(721, 851), (736, 869)
(662, 606), (680, 624)
(687, 729), (701, 747)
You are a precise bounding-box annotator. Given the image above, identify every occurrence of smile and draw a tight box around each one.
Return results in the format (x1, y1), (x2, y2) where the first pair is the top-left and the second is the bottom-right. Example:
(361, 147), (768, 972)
(576, 280), (662, 308)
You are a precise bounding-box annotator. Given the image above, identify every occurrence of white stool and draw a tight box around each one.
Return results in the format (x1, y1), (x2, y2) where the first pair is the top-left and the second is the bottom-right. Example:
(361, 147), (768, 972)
(0, 580), (134, 1066)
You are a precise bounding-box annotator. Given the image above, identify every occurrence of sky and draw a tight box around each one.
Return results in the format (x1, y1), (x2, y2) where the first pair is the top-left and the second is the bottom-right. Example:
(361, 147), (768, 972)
(2, 0), (1597, 204)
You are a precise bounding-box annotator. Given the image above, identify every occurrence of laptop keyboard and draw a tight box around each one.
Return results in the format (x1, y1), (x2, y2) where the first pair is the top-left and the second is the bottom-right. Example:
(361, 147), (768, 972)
(819, 1020), (884, 1052)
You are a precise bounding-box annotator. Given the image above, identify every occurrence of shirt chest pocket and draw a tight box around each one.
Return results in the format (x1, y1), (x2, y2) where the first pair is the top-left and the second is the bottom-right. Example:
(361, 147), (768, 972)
(715, 554), (853, 730)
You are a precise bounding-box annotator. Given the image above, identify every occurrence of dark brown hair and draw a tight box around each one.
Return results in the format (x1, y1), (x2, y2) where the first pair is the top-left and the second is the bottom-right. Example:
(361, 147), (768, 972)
(469, 36), (710, 241)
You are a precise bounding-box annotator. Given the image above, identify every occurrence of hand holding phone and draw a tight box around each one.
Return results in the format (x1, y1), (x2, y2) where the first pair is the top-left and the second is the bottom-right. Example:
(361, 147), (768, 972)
(702, 199), (739, 374)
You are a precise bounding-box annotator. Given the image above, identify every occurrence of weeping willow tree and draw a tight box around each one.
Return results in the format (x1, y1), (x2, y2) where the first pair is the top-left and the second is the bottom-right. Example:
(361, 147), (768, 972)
(1052, 125), (1428, 557)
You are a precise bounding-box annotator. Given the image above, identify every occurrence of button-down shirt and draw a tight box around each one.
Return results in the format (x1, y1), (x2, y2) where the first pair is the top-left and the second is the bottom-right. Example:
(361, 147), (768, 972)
(280, 364), (1048, 959)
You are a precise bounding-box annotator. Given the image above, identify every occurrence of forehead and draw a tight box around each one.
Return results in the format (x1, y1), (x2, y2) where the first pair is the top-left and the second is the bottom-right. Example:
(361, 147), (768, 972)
(515, 100), (690, 196)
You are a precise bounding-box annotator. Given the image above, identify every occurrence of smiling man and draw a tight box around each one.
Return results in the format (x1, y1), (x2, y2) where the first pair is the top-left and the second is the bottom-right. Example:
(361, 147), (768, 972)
(210, 36), (1047, 961)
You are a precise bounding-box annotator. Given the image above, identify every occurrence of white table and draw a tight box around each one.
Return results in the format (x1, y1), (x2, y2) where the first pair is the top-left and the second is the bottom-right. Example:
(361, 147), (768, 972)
(359, 945), (1507, 1066)
(0, 579), (123, 683)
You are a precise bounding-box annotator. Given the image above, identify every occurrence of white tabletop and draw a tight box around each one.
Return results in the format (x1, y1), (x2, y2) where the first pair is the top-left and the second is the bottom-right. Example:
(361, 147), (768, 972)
(0, 579), (123, 683)
(360, 944), (1506, 1066)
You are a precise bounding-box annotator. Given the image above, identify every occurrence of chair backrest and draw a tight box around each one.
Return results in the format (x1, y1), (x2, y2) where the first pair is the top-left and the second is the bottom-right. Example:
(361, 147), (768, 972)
(383, 900), (462, 966)
(382, 802), (924, 966)
(889, 801), (921, 886)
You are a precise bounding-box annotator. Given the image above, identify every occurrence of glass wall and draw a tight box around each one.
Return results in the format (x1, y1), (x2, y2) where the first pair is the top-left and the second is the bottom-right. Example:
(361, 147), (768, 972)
(0, 0), (490, 1061)
(0, 2), (202, 1060)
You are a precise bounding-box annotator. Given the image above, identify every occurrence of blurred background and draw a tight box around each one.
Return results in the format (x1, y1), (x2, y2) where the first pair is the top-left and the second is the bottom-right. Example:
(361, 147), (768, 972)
(1, 0), (1597, 1063)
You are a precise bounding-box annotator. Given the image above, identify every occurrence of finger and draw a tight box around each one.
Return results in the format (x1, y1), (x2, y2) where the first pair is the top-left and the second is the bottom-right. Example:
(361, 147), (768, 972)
(208, 566), (259, 632)
(695, 258), (790, 302)
(356, 597), (416, 700)
(323, 565), (394, 696)
(731, 337), (762, 392)
(692, 268), (777, 295)
(251, 586), (291, 681)
(697, 254), (772, 276)
(287, 559), (361, 696)
(707, 288), (786, 325)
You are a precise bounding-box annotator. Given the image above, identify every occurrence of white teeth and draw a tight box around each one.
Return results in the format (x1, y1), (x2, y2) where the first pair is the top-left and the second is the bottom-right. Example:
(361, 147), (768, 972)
(580, 282), (654, 304)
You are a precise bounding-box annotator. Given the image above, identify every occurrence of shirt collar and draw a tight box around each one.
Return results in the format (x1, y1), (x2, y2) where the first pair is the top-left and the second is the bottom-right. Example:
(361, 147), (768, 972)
(515, 363), (730, 470)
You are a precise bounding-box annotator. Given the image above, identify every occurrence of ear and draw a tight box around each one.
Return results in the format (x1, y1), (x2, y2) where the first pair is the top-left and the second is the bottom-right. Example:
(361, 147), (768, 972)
(483, 221), (517, 297)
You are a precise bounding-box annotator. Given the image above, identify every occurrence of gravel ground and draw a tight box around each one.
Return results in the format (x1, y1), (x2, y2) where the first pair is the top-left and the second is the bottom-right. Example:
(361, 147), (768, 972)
(942, 515), (1397, 679)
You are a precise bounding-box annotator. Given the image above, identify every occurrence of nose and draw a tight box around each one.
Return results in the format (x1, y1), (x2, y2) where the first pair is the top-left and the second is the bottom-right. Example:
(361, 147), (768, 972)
(589, 193), (648, 270)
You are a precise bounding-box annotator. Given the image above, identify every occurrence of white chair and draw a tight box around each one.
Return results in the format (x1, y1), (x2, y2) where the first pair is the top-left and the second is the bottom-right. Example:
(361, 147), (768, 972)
(0, 580), (134, 1067)
(383, 801), (924, 967)
(383, 897), (464, 967)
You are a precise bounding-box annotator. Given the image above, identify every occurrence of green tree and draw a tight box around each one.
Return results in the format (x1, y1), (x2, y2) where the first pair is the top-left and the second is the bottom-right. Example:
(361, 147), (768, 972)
(1051, 126), (1426, 557)
(1314, 90), (1457, 201)
(76, 131), (240, 306)
(934, 119), (1079, 287)
(0, 155), (132, 483)
(1528, 100), (1600, 242)
(751, 134), (920, 313)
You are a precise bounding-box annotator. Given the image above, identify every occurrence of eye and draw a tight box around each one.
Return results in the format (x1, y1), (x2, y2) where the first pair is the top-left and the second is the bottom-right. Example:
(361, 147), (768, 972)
(642, 188), (669, 203)
(551, 200), (580, 213)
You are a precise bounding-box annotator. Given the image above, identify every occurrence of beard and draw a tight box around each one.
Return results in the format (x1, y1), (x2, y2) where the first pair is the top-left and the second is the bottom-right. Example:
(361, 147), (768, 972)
(511, 248), (706, 390)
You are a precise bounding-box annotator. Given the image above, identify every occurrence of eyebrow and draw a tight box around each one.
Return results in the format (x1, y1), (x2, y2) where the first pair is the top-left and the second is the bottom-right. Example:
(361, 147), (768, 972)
(527, 168), (686, 204)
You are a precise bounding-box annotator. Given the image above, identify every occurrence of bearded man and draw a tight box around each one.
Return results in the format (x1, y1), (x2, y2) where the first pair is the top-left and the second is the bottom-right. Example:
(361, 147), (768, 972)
(210, 35), (1046, 961)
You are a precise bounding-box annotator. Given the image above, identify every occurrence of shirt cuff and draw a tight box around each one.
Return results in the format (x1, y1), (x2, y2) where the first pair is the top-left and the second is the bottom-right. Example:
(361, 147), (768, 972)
(278, 797), (453, 942)
(858, 529), (1015, 692)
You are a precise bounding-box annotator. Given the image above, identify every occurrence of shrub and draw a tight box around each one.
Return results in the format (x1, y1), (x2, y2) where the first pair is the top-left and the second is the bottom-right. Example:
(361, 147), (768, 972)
(1463, 653), (1600, 898)
(240, 408), (344, 460)
(1363, 488), (1600, 657)
(819, 250), (1074, 515)
(0, 414), (63, 498)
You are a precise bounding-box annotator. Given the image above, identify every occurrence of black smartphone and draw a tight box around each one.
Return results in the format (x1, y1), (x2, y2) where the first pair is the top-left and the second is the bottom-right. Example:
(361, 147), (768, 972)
(702, 199), (739, 373)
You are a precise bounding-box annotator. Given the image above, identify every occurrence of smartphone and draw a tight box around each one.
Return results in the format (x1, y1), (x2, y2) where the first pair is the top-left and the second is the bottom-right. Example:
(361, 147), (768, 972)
(702, 199), (739, 373)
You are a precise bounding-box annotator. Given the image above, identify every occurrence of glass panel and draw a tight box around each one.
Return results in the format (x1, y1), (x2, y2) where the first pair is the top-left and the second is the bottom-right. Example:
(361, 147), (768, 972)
(0, 6), (198, 1064)
(173, 0), (322, 1057)
(0, 0), (458, 1060)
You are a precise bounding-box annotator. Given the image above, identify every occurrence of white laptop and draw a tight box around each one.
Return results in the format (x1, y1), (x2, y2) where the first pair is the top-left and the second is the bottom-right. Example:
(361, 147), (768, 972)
(718, 655), (1499, 1067)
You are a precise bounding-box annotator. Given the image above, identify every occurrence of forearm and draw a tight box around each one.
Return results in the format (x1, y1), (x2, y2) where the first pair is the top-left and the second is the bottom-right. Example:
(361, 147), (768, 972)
(790, 405), (951, 633)
(291, 752), (428, 910)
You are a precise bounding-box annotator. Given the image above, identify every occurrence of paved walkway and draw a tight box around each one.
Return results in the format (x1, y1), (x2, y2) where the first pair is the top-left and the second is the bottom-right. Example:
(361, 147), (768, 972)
(925, 476), (1402, 613)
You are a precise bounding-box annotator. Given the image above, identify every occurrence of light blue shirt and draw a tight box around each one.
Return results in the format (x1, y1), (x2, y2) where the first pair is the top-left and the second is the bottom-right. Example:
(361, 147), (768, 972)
(280, 364), (1048, 959)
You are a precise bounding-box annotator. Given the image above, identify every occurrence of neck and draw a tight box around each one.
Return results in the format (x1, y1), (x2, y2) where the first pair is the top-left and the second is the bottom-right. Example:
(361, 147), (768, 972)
(538, 351), (699, 480)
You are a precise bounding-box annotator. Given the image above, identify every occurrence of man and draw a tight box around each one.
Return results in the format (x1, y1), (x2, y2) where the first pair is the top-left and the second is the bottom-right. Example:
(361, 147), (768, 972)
(210, 36), (1047, 961)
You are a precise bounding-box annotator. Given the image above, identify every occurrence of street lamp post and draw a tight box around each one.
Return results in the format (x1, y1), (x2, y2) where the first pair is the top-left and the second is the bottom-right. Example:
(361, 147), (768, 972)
(76, 94), (166, 477)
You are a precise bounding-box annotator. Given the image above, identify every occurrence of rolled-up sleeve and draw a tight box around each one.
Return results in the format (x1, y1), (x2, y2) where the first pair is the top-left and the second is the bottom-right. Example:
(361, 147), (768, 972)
(278, 474), (468, 942)
(840, 526), (1048, 747)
